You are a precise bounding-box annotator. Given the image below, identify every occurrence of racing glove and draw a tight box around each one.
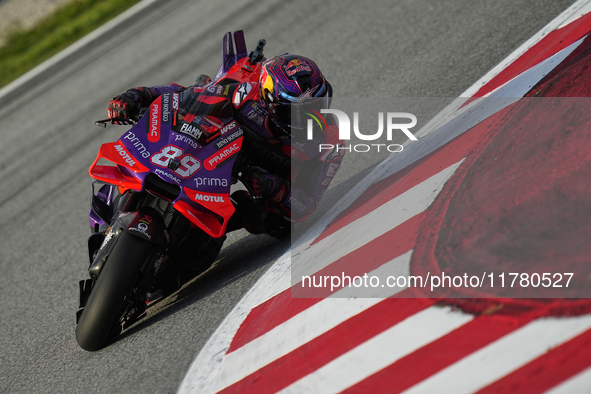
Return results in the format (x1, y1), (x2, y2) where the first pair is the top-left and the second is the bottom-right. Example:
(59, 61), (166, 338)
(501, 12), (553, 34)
(241, 166), (288, 203)
(228, 190), (292, 239)
(107, 87), (153, 125)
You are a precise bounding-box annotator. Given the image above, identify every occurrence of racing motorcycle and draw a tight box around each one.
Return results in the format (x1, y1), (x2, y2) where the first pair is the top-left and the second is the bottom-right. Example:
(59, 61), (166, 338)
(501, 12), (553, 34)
(76, 31), (266, 351)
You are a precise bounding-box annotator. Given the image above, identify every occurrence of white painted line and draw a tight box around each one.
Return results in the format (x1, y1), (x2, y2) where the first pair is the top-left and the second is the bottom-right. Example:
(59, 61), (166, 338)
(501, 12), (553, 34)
(292, 160), (463, 280)
(178, 2), (591, 392)
(211, 251), (413, 393)
(485, 37), (585, 98)
(308, 35), (585, 250)
(0, 0), (161, 101)
(412, 36), (584, 139)
(177, 250), (293, 394)
(334, 37), (585, 215)
(461, 0), (591, 98)
(558, 1), (591, 29)
(178, 34), (576, 387)
(328, 248), (412, 298)
(277, 306), (473, 394)
(401, 315), (591, 394)
(544, 366), (591, 394)
(247, 47), (588, 302)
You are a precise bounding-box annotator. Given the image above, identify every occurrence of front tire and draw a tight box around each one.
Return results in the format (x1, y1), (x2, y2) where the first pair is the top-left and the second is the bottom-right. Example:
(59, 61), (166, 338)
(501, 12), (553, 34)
(76, 232), (153, 351)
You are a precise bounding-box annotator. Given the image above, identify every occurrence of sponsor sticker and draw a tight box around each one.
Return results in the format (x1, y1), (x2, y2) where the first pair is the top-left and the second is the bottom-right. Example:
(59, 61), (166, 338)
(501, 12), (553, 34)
(220, 120), (238, 135)
(123, 131), (151, 158)
(190, 192), (226, 203)
(174, 133), (199, 149)
(246, 106), (265, 125)
(284, 59), (305, 70)
(172, 92), (180, 110)
(287, 65), (312, 77)
(204, 141), (242, 171)
(179, 122), (203, 140)
(162, 93), (171, 124)
(289, 196), (307, 212)
(233, 82), (252, 107)
(205, 85), (224, 95)
(113, 144), (136, 167)
(297, 85), (319, 101)
(194, 177), (229, 189)
(155, 168), (181, 184)
(148, 100), (161, 143)
(326, 162), (340, 177)
(129, 225), (151, 239)
(214, 130), (243, 150)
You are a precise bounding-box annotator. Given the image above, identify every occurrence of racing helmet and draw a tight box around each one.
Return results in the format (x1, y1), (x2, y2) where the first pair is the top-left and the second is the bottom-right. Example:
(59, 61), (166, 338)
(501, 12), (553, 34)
(259, 55), (332, 134)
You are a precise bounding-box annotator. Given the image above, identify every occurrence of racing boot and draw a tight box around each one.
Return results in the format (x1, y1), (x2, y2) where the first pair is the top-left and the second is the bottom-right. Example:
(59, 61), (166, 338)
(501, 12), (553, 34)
(227, 190), (266, 234)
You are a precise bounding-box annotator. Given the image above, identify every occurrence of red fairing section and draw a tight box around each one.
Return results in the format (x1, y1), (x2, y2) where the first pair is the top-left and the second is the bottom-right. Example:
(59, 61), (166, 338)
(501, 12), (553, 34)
(89, 141), (149, 192)
(175, 188), (235, 238)
(204, 137), (243, 171)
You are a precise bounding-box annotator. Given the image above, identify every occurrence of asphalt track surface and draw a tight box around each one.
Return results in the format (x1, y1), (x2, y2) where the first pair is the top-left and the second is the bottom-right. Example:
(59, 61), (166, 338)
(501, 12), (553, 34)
(0, 0), (576, 393)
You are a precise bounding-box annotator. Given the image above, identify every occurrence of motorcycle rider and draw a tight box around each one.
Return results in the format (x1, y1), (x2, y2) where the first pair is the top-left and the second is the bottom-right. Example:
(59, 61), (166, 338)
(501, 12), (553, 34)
(107, 54), (344, 288)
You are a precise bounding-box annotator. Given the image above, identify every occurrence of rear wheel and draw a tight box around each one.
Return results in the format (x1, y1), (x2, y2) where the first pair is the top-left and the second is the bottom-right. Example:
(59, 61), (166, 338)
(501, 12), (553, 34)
(76, 232), (153, 351)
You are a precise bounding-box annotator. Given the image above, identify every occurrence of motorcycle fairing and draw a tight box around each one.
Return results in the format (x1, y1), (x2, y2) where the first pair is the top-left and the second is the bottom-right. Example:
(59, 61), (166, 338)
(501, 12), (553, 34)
(89, 92), (241, 238)
(88, 207), (168, 280)
(217, 31), (249, 79)
(89, 141), (149, 192)
(89, 30), (263, 238)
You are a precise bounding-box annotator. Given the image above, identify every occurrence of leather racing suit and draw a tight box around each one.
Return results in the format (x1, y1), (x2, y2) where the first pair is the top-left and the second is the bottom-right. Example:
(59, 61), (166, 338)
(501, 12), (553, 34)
(121, 80), (344, 238)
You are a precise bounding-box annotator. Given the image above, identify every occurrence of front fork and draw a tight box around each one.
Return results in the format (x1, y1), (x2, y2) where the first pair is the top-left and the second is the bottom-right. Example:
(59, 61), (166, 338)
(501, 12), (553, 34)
(78, 183), (119, 322)
(87, 182), (121, 266)
(88, 207), (169, 280)
(79, 183), (170, 322)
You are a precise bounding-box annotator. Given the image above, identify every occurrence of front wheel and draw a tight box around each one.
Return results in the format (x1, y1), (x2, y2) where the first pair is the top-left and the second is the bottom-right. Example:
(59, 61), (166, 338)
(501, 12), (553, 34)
(76, 231), (153, 351)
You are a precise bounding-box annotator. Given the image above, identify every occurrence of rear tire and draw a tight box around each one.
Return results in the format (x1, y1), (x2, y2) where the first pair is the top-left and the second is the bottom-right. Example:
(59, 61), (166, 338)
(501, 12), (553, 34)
(76, 232), (153, 351)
